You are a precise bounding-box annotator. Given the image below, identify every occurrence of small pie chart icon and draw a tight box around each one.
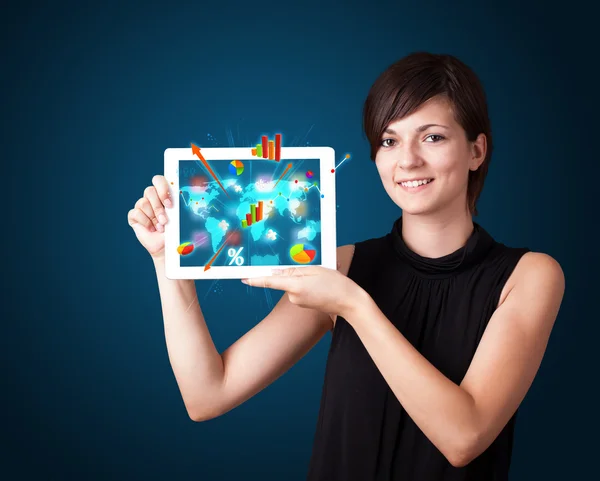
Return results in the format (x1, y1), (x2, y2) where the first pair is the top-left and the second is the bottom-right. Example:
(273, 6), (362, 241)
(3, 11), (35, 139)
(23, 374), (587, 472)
(290, 243), (317, 264)
(229, 160), (244, 176)
(177, 242), (194, 256)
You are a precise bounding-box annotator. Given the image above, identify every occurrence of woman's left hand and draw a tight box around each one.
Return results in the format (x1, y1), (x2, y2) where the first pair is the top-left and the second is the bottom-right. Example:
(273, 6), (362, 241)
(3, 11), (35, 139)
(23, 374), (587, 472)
(241, 266), (365, 320)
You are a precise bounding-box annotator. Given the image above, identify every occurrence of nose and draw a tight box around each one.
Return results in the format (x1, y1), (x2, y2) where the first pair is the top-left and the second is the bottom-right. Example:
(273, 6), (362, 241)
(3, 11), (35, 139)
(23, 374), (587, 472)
(395, 144), (424, 170)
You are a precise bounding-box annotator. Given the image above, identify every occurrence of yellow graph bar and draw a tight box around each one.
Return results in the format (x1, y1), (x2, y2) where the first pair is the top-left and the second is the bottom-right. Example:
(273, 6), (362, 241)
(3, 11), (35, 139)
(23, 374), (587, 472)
(268, 140), (274, 160)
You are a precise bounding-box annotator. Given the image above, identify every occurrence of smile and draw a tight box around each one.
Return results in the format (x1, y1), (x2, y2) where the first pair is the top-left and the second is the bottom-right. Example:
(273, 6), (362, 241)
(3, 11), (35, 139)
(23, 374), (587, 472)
(398, 178), (434, 189)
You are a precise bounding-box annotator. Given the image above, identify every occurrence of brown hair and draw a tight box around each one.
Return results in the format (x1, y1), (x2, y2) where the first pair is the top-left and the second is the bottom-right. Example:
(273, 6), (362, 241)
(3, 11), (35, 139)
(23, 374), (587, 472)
(362, 52), (492, 216)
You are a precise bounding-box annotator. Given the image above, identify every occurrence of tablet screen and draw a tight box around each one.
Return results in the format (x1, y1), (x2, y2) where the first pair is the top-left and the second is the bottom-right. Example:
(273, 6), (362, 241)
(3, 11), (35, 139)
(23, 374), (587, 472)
(177, 158), (322, 268)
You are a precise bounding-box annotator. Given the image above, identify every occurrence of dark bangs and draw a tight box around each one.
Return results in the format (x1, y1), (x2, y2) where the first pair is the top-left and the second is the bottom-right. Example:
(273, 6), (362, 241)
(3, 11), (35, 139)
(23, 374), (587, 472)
(362, 51), (493, 216)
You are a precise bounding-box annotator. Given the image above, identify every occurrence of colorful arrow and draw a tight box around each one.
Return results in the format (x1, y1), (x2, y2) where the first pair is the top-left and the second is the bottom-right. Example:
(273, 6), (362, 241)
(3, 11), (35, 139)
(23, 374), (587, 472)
(204, 231), (239, 271)
(273, 163), (293, 189)
(204, 241), (227, 271)
(191, 143), (230, 198)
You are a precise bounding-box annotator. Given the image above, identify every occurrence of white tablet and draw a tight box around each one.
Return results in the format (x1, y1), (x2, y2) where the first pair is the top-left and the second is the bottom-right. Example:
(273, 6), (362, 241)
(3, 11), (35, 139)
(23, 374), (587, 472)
(164, 146), (337, 279)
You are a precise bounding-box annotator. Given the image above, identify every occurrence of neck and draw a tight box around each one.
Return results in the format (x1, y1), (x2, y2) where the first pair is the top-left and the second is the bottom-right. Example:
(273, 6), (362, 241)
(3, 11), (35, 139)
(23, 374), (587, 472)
(401, 205), (474, 259)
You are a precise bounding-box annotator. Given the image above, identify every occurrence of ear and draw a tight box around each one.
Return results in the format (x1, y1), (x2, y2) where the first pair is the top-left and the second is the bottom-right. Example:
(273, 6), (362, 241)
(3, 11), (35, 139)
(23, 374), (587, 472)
(469, 133), (487, 171)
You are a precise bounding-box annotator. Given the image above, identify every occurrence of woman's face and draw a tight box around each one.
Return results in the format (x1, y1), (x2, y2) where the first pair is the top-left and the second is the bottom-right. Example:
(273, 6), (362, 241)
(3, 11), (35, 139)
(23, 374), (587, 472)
(375, 96), (486, 217)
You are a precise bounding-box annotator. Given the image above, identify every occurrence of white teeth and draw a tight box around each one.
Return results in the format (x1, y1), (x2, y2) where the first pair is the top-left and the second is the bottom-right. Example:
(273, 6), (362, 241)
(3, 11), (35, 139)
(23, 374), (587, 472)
(400, 179), (432, 188)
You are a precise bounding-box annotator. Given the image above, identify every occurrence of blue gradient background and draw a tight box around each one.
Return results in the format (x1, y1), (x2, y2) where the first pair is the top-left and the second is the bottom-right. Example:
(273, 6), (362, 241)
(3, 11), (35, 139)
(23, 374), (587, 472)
(2, 0), (596, 479)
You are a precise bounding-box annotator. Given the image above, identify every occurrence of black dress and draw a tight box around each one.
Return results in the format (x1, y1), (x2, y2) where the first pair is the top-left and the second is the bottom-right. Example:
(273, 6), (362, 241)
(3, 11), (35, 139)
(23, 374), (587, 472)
(306, 216), (530, 481)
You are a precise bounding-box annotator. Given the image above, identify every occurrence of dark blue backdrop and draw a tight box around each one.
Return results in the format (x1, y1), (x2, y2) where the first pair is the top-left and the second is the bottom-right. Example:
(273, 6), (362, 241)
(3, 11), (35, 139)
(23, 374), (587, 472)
(3, 0), (596, 479)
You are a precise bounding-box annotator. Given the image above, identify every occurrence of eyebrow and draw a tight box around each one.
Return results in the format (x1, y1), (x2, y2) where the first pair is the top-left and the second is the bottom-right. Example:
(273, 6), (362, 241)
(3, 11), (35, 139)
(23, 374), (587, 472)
(384, 124), (450, 134)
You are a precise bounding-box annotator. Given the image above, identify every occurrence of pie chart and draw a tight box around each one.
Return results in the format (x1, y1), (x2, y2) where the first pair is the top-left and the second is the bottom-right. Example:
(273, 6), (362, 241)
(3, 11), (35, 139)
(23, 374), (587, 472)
(290, 243), (317, 264)
(177, 242), (194, 256)
(229, 160), (244, 176)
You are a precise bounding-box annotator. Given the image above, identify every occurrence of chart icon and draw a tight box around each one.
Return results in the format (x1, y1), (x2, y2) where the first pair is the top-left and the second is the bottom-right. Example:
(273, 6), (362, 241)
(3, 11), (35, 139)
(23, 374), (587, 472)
(177, 242), (194, 256)
(242, 201), (264, 228)
(251, 133), (282, 162)
(290, 243), (316, 264)
(229, 160), (244, 176)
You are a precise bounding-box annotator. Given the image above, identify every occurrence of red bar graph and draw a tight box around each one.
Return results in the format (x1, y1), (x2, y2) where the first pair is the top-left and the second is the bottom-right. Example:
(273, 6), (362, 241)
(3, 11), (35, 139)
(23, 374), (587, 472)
(251, 133), (282, 162)
(275, 133), (281, 162)
(262, 135), (268, 158)
(246, 213), (252, 226)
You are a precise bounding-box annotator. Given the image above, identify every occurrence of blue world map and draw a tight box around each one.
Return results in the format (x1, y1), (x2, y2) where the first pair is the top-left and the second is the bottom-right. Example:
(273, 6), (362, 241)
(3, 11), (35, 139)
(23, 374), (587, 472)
(181, 177), (321, 258)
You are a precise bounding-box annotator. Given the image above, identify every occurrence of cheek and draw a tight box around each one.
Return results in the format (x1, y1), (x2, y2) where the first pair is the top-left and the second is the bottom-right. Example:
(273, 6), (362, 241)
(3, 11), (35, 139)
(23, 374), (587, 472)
(432, 147), (469, 177)
(374, 160), (385, 180)
(375, 154), (395, 180)
(376, 164), (395, 188)
(434, 160), (471, 195)
(430, 145), (455, 169)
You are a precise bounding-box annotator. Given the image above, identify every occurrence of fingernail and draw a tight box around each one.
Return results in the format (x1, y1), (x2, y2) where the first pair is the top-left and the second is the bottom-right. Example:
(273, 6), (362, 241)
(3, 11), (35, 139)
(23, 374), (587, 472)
(156, 224), (164, 232)
(159, 214), (167, 224)
(164, 198), (173, 208)
(241, 279), (248, 284)
(272, 269), (283, 275)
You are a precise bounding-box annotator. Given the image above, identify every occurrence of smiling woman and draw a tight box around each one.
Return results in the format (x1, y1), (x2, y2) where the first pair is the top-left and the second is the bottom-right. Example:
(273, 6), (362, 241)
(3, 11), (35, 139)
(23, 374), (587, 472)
(363, 52), (492, 218)
(129, 51), (564, 481)
(299, 52), (564, 480)
(373, 95), (488, 219)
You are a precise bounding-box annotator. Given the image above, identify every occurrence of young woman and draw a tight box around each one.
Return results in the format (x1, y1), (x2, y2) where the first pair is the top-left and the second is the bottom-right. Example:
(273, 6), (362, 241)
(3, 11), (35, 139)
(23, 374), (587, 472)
(127, 52), (565, 480)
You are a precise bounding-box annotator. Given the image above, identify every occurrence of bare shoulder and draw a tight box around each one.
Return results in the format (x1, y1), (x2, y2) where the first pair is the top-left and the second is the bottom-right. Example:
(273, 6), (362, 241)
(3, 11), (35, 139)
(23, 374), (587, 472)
(336, 244), (356, 277)
(514, 252), (564, 285)
(499, 251), (565, 309)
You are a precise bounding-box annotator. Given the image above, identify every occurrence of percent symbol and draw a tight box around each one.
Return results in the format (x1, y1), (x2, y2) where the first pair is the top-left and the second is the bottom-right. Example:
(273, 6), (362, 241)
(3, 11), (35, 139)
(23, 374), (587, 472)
(228, 247), (245, 266)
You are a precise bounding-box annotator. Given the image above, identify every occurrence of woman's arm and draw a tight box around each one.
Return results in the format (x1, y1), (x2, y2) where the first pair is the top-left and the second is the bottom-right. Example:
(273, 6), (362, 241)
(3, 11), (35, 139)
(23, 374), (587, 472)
(343, 252), (565, 467)
(131, 174), (338, 422)
(153, 245), (355, 421)
(153, 255), (225, 420)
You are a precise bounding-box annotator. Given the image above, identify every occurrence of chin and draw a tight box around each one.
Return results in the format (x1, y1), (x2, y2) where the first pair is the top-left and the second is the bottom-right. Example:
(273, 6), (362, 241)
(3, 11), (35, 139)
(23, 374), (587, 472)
(399, 204), (436, 216)
(389, 182), (446, 216)
(389, 193), (431, 215)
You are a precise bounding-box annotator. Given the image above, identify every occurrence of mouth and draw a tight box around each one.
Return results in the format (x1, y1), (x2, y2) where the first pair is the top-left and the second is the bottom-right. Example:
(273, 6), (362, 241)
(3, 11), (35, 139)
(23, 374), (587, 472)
(397, 178), (434, 191)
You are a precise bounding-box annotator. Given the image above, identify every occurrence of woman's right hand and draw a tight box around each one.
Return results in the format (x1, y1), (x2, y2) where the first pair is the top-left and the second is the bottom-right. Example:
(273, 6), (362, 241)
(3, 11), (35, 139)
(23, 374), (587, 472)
(127, 175), (173, 259)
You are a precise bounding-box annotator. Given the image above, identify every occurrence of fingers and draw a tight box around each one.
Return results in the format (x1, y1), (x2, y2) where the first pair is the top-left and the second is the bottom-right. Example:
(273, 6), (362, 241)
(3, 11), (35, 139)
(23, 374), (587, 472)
(242, 276), (275, 289)
(144, 185), (168, 228)
(278, 266), (314, 277)
(152, 175), (172, 208)
(127, 175), (172, 234)
(242, 277), (269, 288)
(242, 266), (325, 289)
(135, 196), (162, 232)
(242, 274), (299, 290)
(270, 267), (298, 277)
(127, 208), (155, 232)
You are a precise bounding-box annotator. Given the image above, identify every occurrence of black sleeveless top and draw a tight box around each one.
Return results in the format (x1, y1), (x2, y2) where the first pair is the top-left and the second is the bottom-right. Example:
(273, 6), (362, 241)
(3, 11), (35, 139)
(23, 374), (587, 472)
(306, 216), (530, 481)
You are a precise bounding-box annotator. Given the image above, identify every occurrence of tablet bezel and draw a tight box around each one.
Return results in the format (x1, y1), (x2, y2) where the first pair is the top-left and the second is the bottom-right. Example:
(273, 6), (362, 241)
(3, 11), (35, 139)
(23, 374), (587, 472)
(164, 146), (337, 280)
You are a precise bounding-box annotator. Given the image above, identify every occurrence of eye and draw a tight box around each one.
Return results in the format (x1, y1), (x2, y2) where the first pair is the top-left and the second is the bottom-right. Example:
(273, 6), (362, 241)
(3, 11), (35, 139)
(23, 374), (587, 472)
(381, 138), (396, 147)
(425, 134), (445, 143)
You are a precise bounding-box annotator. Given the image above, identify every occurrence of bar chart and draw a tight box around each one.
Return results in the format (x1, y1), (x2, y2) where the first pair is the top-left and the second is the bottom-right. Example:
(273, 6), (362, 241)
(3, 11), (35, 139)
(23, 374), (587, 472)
(251, 133), (281, 161)
(241, 201), (264, 228)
